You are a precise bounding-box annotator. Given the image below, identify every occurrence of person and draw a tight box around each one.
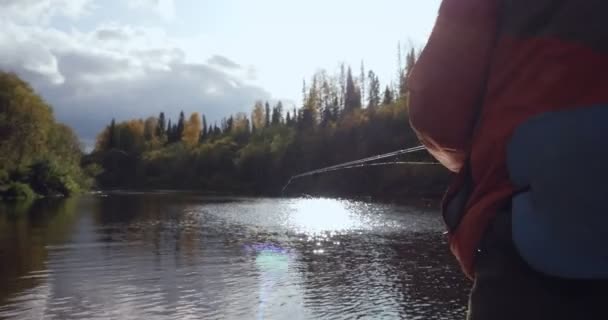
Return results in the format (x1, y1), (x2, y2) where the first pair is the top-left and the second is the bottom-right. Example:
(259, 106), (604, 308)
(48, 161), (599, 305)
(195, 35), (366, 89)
(408, 0), (608, 319)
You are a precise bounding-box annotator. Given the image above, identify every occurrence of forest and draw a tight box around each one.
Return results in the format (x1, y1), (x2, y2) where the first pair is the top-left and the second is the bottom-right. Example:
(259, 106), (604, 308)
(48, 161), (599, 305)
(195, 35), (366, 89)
(0, 72), (99, 200)
(0, 46), (447, 201)
(91, 47), (446, 198)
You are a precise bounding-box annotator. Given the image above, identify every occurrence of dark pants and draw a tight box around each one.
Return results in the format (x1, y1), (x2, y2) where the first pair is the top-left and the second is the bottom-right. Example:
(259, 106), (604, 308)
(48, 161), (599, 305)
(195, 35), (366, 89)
(467, 210), (608, 320)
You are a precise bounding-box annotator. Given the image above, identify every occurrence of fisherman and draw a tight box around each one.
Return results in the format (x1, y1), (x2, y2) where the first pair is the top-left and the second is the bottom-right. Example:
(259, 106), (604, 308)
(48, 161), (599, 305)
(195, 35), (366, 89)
(408, 1), (608, 319)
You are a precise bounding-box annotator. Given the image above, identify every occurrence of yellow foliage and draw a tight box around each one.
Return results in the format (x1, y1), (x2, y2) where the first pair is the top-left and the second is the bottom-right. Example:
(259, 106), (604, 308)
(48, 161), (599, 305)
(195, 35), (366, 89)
(182, 112), (201, 146)
(251, 101), (265, 129)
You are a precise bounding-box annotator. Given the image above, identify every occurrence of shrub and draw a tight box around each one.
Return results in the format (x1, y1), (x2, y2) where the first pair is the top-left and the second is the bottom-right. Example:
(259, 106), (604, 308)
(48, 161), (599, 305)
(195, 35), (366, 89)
(1, 182), (36, 200)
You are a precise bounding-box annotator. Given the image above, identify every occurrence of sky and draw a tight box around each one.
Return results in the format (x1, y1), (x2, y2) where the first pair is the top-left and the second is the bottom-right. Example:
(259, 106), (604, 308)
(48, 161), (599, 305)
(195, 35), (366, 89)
(0, 0), (441, 146)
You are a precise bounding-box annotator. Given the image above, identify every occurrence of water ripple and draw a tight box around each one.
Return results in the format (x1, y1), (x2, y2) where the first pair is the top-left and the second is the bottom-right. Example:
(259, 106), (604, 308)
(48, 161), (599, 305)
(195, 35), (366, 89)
(0, 195), (468, 319)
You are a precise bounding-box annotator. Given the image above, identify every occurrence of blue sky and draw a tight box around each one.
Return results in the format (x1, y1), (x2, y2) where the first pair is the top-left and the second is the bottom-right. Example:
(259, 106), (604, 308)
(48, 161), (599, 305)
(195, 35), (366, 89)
(0, 0), (441, 145)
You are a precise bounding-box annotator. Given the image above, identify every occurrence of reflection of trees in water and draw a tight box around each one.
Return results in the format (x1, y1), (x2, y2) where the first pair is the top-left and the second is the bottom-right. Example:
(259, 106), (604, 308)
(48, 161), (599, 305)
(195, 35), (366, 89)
(75, 194), (262, 318)
(0, 198), (79, 306)
(291, 231), (469, 319)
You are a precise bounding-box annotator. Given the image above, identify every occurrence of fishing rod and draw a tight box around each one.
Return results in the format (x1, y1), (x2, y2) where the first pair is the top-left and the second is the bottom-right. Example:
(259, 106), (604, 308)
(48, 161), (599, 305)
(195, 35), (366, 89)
(281, 145), (429, 194)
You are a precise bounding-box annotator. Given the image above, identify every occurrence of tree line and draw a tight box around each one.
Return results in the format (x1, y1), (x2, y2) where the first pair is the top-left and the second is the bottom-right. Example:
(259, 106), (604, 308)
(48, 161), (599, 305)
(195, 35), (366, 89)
(92, 46), (439, 195)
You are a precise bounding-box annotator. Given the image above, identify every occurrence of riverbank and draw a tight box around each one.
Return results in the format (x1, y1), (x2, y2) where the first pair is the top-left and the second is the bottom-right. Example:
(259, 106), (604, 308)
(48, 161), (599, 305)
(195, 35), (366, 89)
(90, 163), (450, 208)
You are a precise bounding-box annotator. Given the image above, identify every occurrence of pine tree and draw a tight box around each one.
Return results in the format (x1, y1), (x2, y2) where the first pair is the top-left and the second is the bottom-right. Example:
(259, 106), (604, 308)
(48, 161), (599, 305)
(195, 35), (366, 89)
(166, 119), (173, 143)
(302, 79), (308, 107)
(344, 67), (361, 112)
(331, 97), (340, 121)
(382, 85), (394, 105)
(367, 70), (381, 109)
(339, 63), (346, 108)
(226, 116), (234, 132)
(200, 115), (207, 142)
(272, 101), (283, 125)
(401, 47), (417, 98)
(108, 118), (116, 149)
(320, 104), (332, 128)
(176, 111), (185, 140)
(304, 75), (319, 125)
(360, 61), (366, 105)
(286, 111), (292, 126)
(156, 112), (166, 138)
(265, 102), (271, 128)
(397, 41), (403, 99)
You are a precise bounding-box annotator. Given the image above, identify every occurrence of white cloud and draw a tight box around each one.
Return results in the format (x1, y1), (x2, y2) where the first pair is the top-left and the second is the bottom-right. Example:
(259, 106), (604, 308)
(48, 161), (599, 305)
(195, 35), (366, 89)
(0, 0), (270, 146)
(0, 0), (93, 24)
(128, 0), (176, 21)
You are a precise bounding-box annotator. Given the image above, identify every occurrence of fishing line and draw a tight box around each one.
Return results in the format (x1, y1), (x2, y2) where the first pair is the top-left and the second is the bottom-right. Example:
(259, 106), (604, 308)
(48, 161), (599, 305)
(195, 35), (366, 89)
(282, 145), (430, 194)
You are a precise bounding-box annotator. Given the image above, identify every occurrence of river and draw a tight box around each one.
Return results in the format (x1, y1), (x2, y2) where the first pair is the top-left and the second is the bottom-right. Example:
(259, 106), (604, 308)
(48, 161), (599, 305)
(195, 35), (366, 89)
(0, 193), (469, 319)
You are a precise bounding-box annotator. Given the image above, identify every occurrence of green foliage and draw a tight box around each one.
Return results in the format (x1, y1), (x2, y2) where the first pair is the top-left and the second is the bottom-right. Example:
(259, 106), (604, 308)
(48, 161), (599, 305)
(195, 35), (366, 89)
(0, 71), (90, 199)
(1, 182), (36, 200)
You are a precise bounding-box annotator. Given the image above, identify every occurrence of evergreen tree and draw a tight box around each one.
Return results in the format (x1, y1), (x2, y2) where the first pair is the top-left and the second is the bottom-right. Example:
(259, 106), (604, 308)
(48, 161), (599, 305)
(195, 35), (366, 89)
(344, 67), (361, 112)
(176, 111), (185, 139)
(201, 115), (208, 142)
(271, 101), (283, 125)
(108, 118), (116, 149)
(265, 102), (271, 128)
(331, 97), (340, 121)
(226, 116), (234, 132)
(166, 119), (173, 143)
(305, 76), (320, 125)
(320, 104), (332, 128)
(401, 47), (417, 98)
(339, 63), (346, 108)
(302, 79), (308, 107)
(172, 123), (179, 142)
(286, 111), (292, 126)
(156, 112), (166, 138)
(360, 61), (366, 104)
(397, 41), (403, 100)
(367, 70), (381, 109)
(299, 108), (314, 131)
(382, 85), (394, 105)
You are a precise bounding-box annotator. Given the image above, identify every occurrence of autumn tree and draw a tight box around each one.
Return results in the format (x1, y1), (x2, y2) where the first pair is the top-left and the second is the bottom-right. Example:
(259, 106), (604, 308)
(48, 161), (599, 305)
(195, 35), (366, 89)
(182, 112), (202, 146)
(143, 117), (157, 142)
(251, 101), (265, 130)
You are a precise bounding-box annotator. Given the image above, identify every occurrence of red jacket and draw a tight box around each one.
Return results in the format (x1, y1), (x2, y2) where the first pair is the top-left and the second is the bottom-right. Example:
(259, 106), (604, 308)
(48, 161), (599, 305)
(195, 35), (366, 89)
(409, 0), (608, 278)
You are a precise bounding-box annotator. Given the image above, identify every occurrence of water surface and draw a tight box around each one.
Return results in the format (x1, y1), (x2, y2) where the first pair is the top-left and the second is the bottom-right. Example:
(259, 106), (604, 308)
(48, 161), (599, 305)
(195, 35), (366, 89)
(0, 193), (469, 319)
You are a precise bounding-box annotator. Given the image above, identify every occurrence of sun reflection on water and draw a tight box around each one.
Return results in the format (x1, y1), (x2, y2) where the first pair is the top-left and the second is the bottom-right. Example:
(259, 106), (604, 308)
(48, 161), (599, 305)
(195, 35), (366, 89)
(288, 198), (364, 234)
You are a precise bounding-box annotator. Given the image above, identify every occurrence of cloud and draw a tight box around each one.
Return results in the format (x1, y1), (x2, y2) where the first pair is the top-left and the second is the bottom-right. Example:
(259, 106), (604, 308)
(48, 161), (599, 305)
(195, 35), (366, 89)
(0, 0), (270, 147)
(0, 0), (93, 24)
(207, 55), (241, 70)
(128, 0), (176, 21)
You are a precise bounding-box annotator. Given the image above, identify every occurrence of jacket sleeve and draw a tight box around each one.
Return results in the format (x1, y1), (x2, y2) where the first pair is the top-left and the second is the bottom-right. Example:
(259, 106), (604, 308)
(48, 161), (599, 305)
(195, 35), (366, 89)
(408, 0), (499, 172)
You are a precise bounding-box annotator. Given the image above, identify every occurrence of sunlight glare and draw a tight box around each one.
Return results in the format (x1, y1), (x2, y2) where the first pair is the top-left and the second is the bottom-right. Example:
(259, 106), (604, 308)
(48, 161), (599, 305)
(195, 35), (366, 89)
(289, 198), (363, 234)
